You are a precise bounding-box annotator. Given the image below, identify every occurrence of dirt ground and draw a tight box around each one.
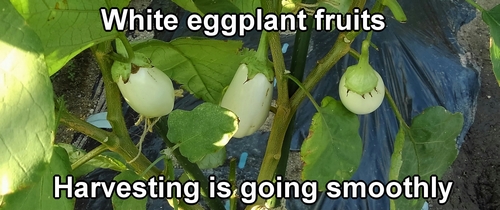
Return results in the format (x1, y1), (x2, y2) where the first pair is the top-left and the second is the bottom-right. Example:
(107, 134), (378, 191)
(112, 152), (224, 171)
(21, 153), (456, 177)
(51, 0), (499, 209)
(428, 0), (500, 209)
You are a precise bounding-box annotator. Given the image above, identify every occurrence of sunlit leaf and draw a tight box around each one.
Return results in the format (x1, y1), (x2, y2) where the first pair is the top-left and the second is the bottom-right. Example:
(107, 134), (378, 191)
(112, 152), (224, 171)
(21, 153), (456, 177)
(301, 96), (362, 191)
(9, 0), (130, 75)
(196, 147), (227, 169)
(1, 146), (74, 209)
(112, 170), (147, 210)
(167, 103), (238, 163)
(133, 38), (245, 104)
(0, 0), (54, 196)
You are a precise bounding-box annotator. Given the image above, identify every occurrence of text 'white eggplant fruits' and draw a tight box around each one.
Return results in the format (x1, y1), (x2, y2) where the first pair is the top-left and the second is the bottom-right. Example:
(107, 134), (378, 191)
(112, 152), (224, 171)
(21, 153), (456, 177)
(117, 67), (175, 118)
(220, 64), (273, 138)
(339, 70), (385, 115)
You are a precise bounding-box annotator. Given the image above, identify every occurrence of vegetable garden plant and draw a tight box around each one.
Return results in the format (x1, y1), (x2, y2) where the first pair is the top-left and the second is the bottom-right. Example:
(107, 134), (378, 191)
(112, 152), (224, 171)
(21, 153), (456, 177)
(1, 0), (499, 209)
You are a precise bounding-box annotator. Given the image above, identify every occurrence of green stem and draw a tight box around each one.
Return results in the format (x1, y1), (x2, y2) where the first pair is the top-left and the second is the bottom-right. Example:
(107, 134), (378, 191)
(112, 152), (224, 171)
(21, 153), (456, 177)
(359, 31), (373, 64)
(71, 145), (108, 170)
(386, 88), (407, 210)
(229, 158), (237, 210)
(464, 0), (486, 12)
(384, 87), (406, 126)
(155, 119), (225, 210)
(249, 1), (368, 209)
(269, 3), (316, 206)
(248, 2), (291, 209)
(382, 0), (407, 22)
(108, 52), (130, 63)
(140, 154), (167, 178)
(256, 30), (269, 61)
(117, 33), (135, 62)
(285, 74), (322, 112)
(58, 108), (118, 149)
(165, 157), (179, 210)
(348, 48), (361, 60)
(290, 30), (361, 112)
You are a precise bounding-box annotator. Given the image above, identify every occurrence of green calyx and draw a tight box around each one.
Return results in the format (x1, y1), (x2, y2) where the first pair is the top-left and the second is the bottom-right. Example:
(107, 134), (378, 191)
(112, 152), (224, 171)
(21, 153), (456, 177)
(343, 62), (379, 95)
(239, 30), (274, 82)
(241, 51), (274, 82)
(343, 40), (379, 95)
(111, 52), (152, 83)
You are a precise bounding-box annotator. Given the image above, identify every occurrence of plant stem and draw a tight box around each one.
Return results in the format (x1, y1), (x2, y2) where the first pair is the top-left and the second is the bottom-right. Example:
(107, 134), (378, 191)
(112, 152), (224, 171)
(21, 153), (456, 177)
(249, 1), (293, 209)
(155, 118), (226, 210)
(108, 52), (130, 63)
(58, 109), (116, 148)
(348, 48), (361, 60)
(256, 30), (269, 61)
(386, 88), (407, 210)
(140, 154), (166, 178)
(290, 30), (361, 112)
(285, 74), (322, 112)
(269, 6), (316, 206)
(71, 145), (108, 170)
(464, 0), (486, 12)
(117, 33), (135, 62)
(229, 158), (237, 210)
(384, 87), (406, 126)
(248, 1), (368, 209)
(248, 28), (294, 210)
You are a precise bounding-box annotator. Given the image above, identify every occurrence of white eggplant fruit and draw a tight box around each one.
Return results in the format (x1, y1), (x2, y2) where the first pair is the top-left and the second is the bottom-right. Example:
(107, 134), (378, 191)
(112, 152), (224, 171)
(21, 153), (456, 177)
(117, 67), (175, 118)
(220, 64), (273, 138)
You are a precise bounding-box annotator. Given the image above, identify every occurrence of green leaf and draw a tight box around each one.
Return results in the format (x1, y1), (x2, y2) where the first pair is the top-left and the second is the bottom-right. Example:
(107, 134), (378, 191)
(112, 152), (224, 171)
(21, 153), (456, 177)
(0, 0), (54, 196)
(193, 0), (241, 14)
(57, 143), (128, 178)
(171, 0), (204, 14)
(196, 147), (227, 169)
(133, 38), (245, 104)
(9, 0), (130, 75)
(319, 0), (352, 14)
(300, 96), (363, 191)
(112, 170), (147, 210)
(230, 0), (260, 14)
(1, 146), (74, 209)
(390, 106), (463, 210)
(172, 0), (241, 15)
(482, 4), (500, 86)
(167, 103), (238, 163)
(311, 0), (352, 31)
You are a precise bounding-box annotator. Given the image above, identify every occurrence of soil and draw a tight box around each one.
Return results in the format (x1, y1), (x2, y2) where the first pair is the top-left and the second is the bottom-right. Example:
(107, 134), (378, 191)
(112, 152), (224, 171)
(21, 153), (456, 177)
(428, 0), (500, 209)
(50, 0), (499, 209)
(51, 50), (102, 145)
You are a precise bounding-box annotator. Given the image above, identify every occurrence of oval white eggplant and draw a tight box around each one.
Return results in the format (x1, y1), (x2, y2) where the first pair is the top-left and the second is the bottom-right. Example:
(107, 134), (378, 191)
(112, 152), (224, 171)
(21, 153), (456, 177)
(220, 64), (273, 138)
(117, 67), (175, 118)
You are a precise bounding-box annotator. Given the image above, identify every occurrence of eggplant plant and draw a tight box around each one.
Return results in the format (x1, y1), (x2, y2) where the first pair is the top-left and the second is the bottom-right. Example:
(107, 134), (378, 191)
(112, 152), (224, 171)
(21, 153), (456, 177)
(1, 0), (498, 210)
